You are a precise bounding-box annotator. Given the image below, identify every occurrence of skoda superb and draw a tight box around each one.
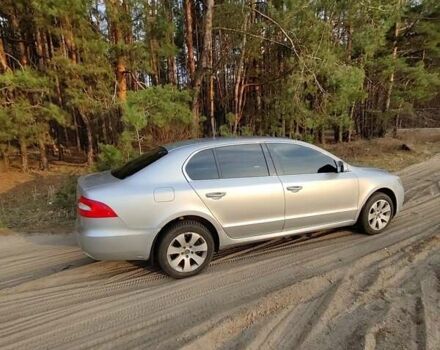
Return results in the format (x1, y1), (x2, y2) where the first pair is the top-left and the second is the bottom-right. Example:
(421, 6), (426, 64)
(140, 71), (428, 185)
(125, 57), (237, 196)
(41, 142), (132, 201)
(76, 138), (404, 278)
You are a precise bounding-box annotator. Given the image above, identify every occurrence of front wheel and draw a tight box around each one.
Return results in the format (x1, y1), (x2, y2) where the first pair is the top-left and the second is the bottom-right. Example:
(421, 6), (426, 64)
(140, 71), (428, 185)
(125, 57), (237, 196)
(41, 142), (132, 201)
(157, 220), (214, 279)
(359, 192), (394, 235)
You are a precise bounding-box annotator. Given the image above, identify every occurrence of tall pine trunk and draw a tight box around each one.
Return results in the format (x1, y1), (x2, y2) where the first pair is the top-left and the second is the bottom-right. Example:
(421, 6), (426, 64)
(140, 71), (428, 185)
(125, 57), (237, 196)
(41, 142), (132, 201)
(19, 137), (28, 172)
(1, 144), (10, 170)
(184, 0), (196, 84)
(10, 8), (28, 66)
(191, 0), (214, 136)
(38, 136), (49, 171)
(79, 112), (94, 166)
(233, 6), (249, 135)
(384, 1), (401, 119)
(0, 36), (9, 72)
(107, 0), (128, 102)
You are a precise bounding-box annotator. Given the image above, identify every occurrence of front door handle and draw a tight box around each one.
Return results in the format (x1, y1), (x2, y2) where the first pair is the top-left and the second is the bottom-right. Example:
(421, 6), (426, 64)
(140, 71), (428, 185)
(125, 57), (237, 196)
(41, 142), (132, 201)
(205, 192), (226, 199)
(286, 186), (303, 193)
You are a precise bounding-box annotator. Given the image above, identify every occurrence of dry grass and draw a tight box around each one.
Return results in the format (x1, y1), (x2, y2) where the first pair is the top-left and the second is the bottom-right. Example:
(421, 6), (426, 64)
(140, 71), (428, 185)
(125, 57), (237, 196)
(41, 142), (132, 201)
(0, 170), (81, 234)
(0, 128), (439, 234)
(323, 129), (440, 172)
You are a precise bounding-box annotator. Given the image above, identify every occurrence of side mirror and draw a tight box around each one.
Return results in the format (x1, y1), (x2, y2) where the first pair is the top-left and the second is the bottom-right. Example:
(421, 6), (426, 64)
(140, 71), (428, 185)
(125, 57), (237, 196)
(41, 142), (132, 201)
(337, 160), (345, 173)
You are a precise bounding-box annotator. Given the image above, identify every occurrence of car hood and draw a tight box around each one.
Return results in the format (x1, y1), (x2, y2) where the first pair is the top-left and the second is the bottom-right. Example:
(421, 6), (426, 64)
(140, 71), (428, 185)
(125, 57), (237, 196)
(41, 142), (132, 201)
(351, 165), (391, 175)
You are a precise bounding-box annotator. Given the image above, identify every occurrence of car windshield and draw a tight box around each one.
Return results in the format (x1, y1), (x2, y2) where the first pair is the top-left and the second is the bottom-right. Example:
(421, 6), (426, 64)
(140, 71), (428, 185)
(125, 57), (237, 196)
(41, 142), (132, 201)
(111, 147), (168, 179)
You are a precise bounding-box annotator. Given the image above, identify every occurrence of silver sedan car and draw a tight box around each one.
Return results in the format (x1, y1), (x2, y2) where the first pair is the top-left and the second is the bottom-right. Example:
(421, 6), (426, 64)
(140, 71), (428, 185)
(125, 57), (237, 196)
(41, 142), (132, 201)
(76, 137), (404, 278)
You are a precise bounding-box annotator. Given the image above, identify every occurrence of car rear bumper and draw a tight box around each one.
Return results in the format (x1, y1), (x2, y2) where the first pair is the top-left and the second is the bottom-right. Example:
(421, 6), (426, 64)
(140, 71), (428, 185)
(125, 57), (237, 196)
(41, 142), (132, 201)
(76, 217), (158, 261)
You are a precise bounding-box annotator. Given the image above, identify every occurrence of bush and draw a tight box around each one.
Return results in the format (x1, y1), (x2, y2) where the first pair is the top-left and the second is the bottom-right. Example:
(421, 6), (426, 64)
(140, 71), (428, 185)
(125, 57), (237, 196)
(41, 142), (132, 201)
(53, 176), (77, 218)
(96, 144), (125, 171)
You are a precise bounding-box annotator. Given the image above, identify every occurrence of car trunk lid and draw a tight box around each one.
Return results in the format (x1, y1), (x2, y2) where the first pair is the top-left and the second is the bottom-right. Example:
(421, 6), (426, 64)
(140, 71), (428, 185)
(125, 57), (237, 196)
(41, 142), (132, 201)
(77, 171), (119, 196)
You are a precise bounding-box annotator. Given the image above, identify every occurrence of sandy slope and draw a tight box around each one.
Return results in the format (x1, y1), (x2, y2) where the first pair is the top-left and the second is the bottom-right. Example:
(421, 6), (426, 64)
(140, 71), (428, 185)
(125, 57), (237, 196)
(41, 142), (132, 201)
(0, 156), (439, 350)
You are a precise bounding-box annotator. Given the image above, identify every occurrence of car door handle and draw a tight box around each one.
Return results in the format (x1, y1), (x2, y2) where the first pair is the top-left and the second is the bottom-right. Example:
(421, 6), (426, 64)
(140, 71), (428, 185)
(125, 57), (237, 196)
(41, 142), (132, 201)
(286, 186), (303, 193)
(205, 192), (226, 199)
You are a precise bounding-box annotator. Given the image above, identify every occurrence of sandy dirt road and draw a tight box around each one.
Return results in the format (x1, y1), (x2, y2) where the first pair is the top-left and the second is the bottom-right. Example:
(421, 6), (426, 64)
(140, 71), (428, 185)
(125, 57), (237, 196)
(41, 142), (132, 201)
(0, 156), (439, 350)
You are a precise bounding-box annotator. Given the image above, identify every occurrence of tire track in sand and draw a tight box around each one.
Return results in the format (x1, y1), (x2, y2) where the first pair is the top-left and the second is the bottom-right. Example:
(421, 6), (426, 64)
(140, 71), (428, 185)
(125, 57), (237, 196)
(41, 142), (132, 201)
(0, 155), (439, 349)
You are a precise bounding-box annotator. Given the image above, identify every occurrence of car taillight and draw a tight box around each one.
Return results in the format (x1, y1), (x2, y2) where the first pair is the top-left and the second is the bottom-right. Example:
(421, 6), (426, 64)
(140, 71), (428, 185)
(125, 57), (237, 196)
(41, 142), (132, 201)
(78, 196), (118, 218)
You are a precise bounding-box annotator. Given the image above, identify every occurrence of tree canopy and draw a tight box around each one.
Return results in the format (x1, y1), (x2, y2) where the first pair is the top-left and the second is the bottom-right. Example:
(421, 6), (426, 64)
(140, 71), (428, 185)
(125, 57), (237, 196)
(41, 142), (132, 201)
(0, 0), (439, 171)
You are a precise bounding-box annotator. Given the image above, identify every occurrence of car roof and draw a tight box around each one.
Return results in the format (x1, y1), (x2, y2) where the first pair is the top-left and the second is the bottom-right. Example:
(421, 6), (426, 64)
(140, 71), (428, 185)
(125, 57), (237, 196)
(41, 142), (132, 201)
(164, 136), (292, 152)
(162, 136), (344, 164)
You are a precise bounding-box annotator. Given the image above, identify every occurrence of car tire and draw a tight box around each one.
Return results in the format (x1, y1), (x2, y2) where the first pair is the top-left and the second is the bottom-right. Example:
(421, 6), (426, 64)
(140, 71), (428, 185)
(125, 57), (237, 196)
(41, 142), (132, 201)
(359, 192), (394, 235)
(157, 220), (214, 279)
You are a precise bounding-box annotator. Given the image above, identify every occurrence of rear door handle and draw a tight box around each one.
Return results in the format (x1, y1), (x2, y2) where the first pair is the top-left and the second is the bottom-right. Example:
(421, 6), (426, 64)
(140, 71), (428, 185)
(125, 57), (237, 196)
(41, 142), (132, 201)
(286, 186), (303, 193)
(205, 192), (226, 199)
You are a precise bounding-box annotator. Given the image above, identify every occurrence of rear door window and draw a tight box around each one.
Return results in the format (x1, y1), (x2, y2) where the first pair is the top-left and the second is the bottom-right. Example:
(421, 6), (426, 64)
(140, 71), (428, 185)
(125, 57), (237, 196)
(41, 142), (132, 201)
(215, 144), (269, 178)
(186, 149), (219, 180)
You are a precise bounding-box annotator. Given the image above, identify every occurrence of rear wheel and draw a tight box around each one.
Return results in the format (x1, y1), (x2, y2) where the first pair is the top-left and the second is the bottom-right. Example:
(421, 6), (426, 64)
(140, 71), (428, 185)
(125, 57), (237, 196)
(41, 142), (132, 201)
(359, 192), (394, 235)
(157, 220), (214, 278)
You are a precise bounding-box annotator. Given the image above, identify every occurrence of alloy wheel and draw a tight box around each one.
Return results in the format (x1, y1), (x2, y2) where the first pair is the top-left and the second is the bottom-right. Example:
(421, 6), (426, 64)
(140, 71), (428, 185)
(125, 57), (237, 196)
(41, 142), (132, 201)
(368, 199), (392, 231)
(166, 232), (208, 272)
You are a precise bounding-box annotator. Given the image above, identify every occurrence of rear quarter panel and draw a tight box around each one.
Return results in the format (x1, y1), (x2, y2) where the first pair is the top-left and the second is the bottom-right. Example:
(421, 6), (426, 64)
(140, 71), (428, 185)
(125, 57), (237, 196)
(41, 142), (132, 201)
(83, 150), (224, 237)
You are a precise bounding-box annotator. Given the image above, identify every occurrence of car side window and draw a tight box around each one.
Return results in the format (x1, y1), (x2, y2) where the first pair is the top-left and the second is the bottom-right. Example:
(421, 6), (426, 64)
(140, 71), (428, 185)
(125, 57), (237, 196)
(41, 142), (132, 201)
(267, 143), (337, 175)
(215, 144), (269, 178)
(186, 149), (219, 180)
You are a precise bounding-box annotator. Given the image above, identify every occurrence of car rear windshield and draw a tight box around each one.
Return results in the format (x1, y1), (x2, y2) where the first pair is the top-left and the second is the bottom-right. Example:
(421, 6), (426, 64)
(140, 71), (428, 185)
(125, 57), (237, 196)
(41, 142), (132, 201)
(111, 147), (168, 179)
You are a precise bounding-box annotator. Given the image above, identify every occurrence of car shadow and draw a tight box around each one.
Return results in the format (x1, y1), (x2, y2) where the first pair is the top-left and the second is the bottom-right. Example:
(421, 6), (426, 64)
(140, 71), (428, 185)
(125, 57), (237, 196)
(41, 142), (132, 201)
(131, 227), (360, 278)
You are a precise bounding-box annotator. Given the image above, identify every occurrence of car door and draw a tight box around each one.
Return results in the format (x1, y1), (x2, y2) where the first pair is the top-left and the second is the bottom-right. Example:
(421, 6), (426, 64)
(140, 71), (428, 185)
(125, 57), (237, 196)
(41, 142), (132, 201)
(266, 142), (359, 231)
(185, 144), (285, 239)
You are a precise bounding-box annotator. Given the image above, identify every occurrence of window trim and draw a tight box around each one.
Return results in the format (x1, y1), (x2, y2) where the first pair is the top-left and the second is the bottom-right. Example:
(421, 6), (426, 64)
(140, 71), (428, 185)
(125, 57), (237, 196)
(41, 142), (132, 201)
(261, 143), (277, 176)
(265, 142), (340, 176)
(183, 143), (272, 181)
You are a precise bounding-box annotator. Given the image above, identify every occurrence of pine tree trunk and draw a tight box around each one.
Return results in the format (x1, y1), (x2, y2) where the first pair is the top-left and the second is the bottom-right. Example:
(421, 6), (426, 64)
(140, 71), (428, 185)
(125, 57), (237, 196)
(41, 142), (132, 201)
(63, 18), (78, 64)
(184, 0), (196, 84)
(38, 136), (49, 171)
(338, 122), (343, 143)
(385, 3), (401, 114)
(73, 114), (81, 151)
(116, 55), (127, 101)
(191, 0), (214, 137)
(102, 118), (109, 144)
(107, 0), (128, 101)
(1, 146), (9, 170)
(147, 0), (160, 85)
(79, 112), (94, 166)
(19, 137), (28, 172)
(0, 36), (9, 72)
(209, 73), (216, 137)
(10, 9), (28, 66)
(233, 6), (249, 135)
(167, 57), (178, 85)
(165, 0), (177, 85)
(35, 30), (45, 69)
(393, 115), (399, 138)
(209, 39), (215, 137)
